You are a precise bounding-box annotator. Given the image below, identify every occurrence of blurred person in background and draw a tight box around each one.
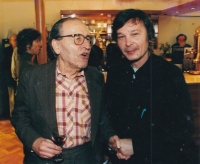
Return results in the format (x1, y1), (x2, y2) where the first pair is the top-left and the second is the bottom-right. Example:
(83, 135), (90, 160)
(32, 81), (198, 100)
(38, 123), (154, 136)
(11, 47), (19, 86)
(16, 28), (42, 79)
(88, 38), (105, 71)
(105, 39), (123, 73)
(2, 34), (17, 116)
(171, 34), (191, 47)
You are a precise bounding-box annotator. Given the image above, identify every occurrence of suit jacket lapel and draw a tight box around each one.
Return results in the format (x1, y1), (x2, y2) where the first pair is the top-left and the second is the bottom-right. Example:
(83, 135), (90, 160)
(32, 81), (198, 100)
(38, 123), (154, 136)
(85, 68), (102, 146)
(34, 60), (58, 133)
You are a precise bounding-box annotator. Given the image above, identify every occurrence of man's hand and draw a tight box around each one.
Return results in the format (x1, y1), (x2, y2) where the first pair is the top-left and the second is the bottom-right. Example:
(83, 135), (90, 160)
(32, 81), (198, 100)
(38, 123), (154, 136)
(108, 135), (120, 151)
(116, 152), (131, 160)
(32, 137), (62, 159)
(117, 138), (134, 156)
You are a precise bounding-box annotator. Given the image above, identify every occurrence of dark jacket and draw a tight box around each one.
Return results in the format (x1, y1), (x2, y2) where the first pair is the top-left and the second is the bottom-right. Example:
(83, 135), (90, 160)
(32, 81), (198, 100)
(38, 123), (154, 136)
(18, 52), (35, 79)
(2, 46), (16, 87)
(102, 53), (194, 163)
(171, 43), (191, 47)
(105, 43), (123, 72)
(88, 45), (104, 71)
(11, 59), (105, 163)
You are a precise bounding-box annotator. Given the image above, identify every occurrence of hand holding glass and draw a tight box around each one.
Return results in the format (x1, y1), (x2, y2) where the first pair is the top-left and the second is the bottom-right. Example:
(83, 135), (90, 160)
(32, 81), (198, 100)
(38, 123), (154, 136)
(51, 128), (66, 163)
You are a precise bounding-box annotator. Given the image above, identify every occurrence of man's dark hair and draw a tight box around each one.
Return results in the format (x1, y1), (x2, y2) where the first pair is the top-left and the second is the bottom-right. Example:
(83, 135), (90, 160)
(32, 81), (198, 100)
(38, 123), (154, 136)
(176, 34), (187, 42)
(48, 17), (81, 55)
(17, 28), (41, 55)
(112, 9), (155, 51)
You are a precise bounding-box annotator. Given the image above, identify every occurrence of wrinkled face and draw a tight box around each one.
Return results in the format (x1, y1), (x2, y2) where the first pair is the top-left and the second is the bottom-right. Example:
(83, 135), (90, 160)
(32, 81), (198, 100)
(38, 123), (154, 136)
(27, 38), (42, 56)
(177, 36), (186, 46)
(117, 20), (149, 68)
(52, 19), (91, 70)
(9, 34), (17, 48)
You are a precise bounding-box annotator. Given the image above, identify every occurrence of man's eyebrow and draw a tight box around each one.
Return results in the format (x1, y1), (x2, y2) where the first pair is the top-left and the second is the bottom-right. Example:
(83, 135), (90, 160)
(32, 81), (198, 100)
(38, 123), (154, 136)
(117, 32), (124, 35)
(117, 29), (139, 35)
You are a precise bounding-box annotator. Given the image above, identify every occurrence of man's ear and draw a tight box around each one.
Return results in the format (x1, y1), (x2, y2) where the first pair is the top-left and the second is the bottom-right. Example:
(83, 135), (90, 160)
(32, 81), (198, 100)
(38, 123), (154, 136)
(26, 44), (31, 53)
(52, 39), (60, 54)
(26, 44), (31, 50)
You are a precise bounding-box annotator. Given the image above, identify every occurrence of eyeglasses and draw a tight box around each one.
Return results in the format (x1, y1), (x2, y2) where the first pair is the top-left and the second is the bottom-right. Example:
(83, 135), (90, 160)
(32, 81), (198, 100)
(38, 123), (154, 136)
(56, 34), (96, 45)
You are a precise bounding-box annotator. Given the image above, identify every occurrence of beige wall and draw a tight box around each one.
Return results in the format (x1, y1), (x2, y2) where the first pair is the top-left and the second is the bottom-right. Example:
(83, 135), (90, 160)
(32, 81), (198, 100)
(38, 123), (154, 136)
(155, 15), (200, 55)
(0, 0), (4, 60)
(0, 0), (199, 58)
(2, 1), (35, 37)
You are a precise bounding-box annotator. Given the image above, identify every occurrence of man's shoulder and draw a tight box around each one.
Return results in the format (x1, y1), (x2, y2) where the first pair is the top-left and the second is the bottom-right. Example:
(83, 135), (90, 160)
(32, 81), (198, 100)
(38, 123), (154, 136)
(185, 44), (192, 47)
(86, 66), (102, 74)
(4, 46), (13, 54)
(171, 43), (179, 47)
(23, 60), (56, 74)
(151, 53), (183, 76)
(4, 45), (12, 50)
(151, 53), (175, 67)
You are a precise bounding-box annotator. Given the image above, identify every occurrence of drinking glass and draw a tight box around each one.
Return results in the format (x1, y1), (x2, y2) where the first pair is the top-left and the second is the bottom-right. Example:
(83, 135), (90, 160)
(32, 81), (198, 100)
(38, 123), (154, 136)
(51, 127), (66, 163)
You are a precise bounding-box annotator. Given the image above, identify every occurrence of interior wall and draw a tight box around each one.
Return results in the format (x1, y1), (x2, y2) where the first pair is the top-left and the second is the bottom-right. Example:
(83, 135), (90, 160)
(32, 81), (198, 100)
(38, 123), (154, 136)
(0, 1), (200, 57)
(2, 1), (35, 38)
(0, 0), (4, 63)
(155, 15), (200, 55)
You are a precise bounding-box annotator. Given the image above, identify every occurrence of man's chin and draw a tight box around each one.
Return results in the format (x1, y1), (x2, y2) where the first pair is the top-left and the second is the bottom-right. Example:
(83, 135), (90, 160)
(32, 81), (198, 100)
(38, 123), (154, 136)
(126, 56), (140, 62)
(80, 63), (88, 69)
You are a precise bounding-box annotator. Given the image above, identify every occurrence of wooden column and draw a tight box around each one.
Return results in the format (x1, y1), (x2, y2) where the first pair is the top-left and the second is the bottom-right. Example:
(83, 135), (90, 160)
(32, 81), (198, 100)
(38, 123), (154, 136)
(34, 0), (47, 64)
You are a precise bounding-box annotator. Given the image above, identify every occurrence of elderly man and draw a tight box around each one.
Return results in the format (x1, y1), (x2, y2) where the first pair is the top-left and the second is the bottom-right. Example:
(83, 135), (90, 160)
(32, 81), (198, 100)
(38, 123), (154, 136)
(11, 18), (104, 164)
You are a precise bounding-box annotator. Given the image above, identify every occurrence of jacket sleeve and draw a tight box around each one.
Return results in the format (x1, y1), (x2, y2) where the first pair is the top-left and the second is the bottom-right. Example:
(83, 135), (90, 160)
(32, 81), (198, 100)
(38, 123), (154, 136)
(100, 68), (117, 142)
(11, 69), (41, 151)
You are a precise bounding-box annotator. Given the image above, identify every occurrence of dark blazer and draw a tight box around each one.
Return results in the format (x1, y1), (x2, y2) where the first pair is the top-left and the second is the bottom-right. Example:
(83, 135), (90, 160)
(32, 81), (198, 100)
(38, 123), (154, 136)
(11, 59), (105, 163)
(102, 54), (195, 163)
(2, 46), (16, 87)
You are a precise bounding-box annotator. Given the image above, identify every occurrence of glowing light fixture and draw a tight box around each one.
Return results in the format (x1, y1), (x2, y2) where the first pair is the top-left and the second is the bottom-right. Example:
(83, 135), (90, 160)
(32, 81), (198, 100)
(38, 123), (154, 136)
(107, 25), (112, 34)
(70, 14), (76, 18)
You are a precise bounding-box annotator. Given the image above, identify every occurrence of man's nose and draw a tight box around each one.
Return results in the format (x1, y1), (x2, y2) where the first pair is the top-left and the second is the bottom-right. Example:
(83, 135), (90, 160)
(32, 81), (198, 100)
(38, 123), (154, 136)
(83, 39), (91, 50)
(39, 41), (42, 47)
(125, 37), (133, 47)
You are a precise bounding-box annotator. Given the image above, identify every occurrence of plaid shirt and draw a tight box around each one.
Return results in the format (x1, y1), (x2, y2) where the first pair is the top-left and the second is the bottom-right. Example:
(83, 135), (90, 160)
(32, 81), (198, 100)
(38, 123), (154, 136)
(56, 67), (91, 148)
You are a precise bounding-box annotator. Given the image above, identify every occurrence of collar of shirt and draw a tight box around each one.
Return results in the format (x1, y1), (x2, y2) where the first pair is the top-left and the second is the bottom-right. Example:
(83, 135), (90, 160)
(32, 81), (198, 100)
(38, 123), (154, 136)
(56, 62), (84, 79)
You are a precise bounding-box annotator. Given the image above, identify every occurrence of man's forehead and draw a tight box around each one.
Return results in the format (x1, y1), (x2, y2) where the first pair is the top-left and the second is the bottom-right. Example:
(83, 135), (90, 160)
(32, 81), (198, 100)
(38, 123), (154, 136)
(117, 19), (144, 32)
(11, 35), (17, 39)
(126, 19), (144, 26)
(178, 36), (185, 39)
(62, 20), (88, 33)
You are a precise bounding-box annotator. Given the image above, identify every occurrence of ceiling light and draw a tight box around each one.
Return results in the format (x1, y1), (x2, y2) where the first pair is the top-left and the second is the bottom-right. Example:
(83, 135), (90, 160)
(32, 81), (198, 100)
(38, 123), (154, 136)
(90, 20), (95, 24)
(70, 14), (76, 18)
(107, 25), (112, 34)
(176, 11), (179, 13)
(97, 23), (101, 28)
(191, 7), (195, 10)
